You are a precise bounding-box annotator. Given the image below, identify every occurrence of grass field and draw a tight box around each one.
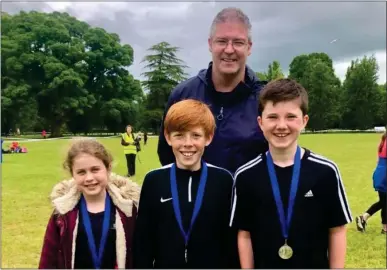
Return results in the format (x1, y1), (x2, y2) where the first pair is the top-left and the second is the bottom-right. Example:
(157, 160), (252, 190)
(1, 134), (386, 268)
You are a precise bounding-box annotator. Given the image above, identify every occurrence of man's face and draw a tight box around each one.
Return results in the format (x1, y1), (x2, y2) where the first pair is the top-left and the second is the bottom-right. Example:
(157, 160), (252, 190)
(208, 21), (252, 77)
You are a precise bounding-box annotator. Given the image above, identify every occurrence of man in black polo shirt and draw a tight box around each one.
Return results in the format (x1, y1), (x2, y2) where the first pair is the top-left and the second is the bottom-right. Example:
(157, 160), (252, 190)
(230, 79), (352, 269)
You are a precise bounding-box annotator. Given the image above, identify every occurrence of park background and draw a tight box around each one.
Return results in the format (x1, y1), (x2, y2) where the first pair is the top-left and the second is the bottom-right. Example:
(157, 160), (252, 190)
(1, 1), (386, 268)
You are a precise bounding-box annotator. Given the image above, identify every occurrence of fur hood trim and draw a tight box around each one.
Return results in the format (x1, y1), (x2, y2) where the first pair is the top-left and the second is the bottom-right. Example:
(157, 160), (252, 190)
(50, 173), (140, 217)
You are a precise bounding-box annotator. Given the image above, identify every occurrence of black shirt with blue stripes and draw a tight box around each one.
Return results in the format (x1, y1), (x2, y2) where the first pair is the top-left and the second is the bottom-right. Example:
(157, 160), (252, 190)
(231, 148), (352, 269)
(132, 162), (236, 269)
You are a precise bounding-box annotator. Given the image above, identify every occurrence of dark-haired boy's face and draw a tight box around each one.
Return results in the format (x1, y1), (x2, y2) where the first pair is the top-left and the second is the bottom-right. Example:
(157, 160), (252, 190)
(258, 100), (308, 151)
(165, 127), (213, 171)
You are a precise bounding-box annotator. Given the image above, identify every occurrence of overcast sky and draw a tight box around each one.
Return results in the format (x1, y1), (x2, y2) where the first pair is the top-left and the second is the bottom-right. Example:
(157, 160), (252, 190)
(2, 1), (386, 84)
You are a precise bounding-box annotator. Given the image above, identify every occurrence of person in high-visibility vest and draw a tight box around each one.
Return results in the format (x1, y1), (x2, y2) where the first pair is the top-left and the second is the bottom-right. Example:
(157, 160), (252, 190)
(121, 125), (138, 177)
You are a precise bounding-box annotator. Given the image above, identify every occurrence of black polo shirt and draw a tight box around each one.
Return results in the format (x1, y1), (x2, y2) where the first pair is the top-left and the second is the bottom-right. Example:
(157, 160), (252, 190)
(230, 148), (352, 269)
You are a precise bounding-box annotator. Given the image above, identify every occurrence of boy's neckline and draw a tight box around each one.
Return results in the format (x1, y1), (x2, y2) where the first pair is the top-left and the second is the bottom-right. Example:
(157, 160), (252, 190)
(175, 164), (202, 173)
(175, 161), (203, 172)
(268, 145), (306, 168)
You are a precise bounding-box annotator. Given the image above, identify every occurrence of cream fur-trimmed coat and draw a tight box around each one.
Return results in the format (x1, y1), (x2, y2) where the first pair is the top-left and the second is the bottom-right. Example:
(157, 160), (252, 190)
(38, 173), (140, 269)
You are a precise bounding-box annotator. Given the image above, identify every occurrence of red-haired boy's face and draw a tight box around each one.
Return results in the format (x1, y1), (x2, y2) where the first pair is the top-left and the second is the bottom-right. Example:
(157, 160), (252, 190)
(165, 127), (213, 171)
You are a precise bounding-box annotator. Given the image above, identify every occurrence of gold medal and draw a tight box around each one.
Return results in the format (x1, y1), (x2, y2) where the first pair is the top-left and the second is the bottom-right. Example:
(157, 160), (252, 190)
(278, 241), (293, 259)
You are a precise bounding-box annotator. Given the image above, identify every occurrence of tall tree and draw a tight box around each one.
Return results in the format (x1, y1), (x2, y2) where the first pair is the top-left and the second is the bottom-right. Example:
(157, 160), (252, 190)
(287, 52), (344, 130)
(257, 61), (285, 82)
(267, 60), (285, 81)
(141, 41), (188, 111)
(141, 41), (188, 133)
(341, 55), (381, 129)
(301, 59), (342, 130)
(1, 11), (142, 136)
(289, 52), (334, 83)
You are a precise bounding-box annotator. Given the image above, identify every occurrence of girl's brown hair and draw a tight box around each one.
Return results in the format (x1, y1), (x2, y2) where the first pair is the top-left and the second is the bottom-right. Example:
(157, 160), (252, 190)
(63, 139), (113, 174)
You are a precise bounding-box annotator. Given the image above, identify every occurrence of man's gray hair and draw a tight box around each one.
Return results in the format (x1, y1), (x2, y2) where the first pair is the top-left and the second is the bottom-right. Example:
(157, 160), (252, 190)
(209, 7), (252, 41)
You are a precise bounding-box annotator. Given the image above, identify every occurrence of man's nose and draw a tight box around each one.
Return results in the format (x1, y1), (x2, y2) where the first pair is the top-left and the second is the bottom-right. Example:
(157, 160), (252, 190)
(224, 41), (236, 53)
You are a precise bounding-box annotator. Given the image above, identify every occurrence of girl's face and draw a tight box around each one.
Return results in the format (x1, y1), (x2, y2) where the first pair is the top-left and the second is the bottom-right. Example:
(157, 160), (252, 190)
(126, 126), (132, 133)
(71, 153), (110, 198)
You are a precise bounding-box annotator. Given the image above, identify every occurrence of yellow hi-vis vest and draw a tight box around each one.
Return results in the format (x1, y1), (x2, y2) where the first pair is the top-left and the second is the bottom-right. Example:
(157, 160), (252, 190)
(122, 132), (137, 154)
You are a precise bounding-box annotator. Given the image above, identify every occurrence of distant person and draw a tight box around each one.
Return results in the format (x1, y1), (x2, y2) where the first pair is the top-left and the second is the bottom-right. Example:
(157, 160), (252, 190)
(157, 7), (268, 174)
(121, 125), (140, 177)
(133, 99), (236, 268)
(356, 129), (387, 234)
(143, 132), (148, 146)
(42, 129), (47, 139)
(231, 79), (352, 268)
(38, 138), (140, 269)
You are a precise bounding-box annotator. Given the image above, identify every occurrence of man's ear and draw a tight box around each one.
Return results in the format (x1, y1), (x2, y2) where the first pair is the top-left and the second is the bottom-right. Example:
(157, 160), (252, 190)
(247, 40), (252, 56)
(164, 130), (172, 146)
(208, 38), (212, 53)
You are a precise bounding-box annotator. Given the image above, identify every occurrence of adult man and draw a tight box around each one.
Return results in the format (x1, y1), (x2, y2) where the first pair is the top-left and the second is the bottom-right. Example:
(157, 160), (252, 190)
(157, 7), (268, 174)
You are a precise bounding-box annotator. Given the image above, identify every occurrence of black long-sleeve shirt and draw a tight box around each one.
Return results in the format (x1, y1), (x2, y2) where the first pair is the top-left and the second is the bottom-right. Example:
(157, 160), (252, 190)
(132, 163), (236, 269)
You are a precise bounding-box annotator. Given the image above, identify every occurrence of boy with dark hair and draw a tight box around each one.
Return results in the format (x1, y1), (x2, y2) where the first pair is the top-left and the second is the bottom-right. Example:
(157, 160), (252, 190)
(231, 79), (352, 269)
(133, 99), (236, 268)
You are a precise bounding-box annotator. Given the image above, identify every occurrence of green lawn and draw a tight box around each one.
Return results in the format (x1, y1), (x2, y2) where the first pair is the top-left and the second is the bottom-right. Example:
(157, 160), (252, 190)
(2, 134), (386, 268)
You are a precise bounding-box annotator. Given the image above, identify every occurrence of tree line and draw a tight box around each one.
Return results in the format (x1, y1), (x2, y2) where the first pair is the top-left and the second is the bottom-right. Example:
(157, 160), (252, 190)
(1, 11), (385, 137)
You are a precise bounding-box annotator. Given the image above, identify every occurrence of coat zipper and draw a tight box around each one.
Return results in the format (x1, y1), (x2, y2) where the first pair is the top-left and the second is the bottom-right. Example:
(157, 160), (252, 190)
(216, 106), (224, 121)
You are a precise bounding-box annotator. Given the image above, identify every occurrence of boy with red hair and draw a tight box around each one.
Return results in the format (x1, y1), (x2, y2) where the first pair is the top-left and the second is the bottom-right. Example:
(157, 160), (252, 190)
(133, 99), (236, 268)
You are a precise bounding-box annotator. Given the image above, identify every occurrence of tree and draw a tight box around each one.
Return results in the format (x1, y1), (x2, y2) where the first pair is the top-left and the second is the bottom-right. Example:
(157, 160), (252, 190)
(374, 83), (386, 126)
(141, 41), (188, 133)
(1, 11), (142, 136)
(301, 59), (342, 130)
(289, 53), (334, 83)
(256, 61), (285, 82)
(287, 52), (344, 130)
(341, 55), (381, 129)
(141, 41), (188, 110)
(267, 61), (285, 81)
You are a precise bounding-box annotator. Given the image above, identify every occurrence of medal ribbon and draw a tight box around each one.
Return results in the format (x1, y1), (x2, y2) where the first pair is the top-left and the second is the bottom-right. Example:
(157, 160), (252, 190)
(170, 161), (208, 257)
(80, 192), (111, 269)
(266, 146), (301, 240)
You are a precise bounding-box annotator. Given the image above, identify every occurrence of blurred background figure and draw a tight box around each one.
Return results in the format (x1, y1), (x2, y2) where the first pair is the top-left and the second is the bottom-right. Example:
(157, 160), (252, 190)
(356, 128), (387, 234)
